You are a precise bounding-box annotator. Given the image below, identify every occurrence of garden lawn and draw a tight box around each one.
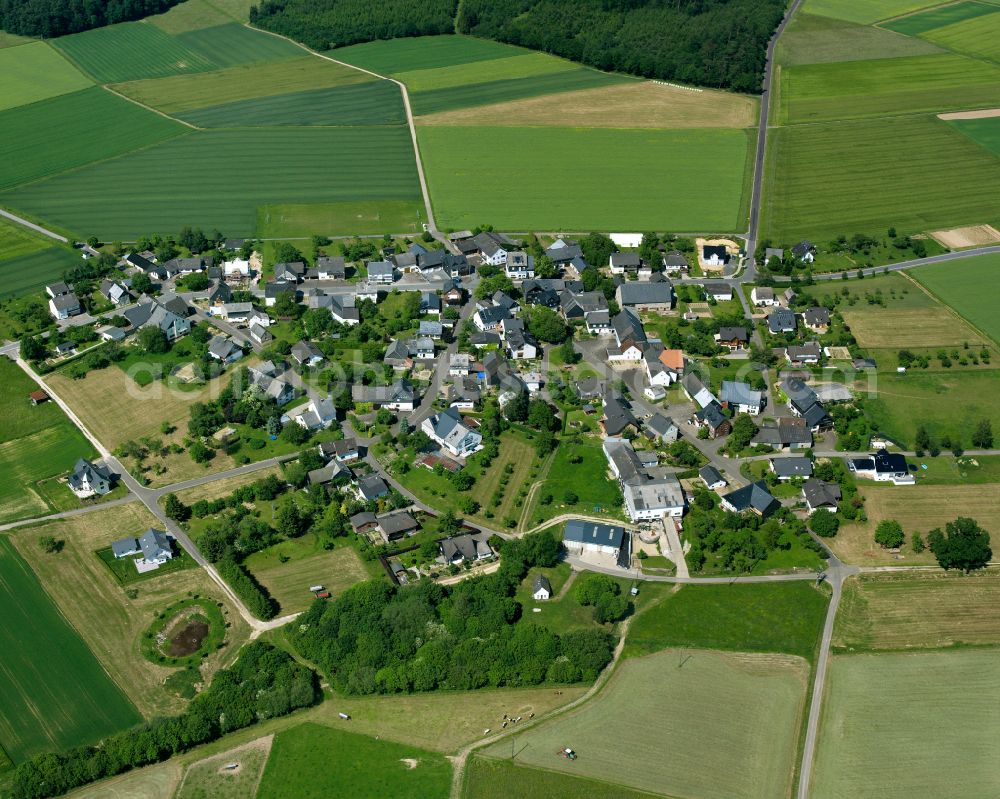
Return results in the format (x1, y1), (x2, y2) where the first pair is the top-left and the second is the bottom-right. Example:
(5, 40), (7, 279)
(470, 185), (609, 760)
(0, 41), (91, 112)
(243, 536), (369, 614)
(257, 199), (426, 238)
(834, 571), (1000, 651)
(256, 723), (451, 799)
(179, 80), (406, 127)
(911, 252), (1000, 344)
(419, 125), (751, 231)
(625, 581), (829, 661)
(0, 87), (186, 191)
(881, 1), (1000, 36)
(0, 535), (140, 763)
(2, 126), (421, 239)
(525, 436), (623, 528)
(778, 54), (1000, 124)
(763, 115), (1000, 241)
(482, 649), (807, 799)
(113, 56), (374, 114)
(812, 650), (1000, 799)
(0, 246), (83, 300)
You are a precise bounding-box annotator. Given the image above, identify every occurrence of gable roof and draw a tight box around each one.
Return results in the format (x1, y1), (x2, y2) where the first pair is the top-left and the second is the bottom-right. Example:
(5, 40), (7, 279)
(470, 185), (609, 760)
(722, 480), (779, 516)
(770, 456), (813, 478)
(564, 519), (626, 549)
(720, 380), (762, 408)
(618, 281), (673, 306)
(803, 479), (841, 509)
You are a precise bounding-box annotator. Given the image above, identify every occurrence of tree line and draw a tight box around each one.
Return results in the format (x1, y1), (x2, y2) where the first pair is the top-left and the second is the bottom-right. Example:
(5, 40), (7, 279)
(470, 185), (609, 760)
(0, 0), (183, 37)
(250, 0), (783, 92)
(292, 530), (618, 694)
(11, 643), (317, 799)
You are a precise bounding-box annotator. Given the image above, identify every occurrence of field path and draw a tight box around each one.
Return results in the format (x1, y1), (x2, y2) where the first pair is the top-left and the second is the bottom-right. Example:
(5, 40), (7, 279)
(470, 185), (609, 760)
(0, 208), (68, 242)
(101, 84), (201, 130)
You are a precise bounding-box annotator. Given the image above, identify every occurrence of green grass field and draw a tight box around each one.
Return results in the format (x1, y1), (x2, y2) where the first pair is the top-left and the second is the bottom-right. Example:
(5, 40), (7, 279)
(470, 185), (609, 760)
(812, 650), (1000, 798)
(419, 125), (751, 231)
(257, 723), (452, 798)
(332, 35), (529, 75)
(0, 216), (51, 261)
(776, 12), (943, 66)
(950, 110), (1000, 157)
(625, 581), (829, 661)
(173, 22), (302, 68)
(113, 56), (374, 113)
(803, 0), (943, 25)
(257, 199), (426, 237)
(149, 0), (240, 33)
(0, 246), (83, 300)
(0, 87), (186, 191)
(179, 80), (406, 127)
(779, 54), (1000, 124)
(483, 649), (807, 799)
(53, 21), (217, 83)
(0, 536), (141, 762)
(0, 358), (96, 524)
(176, 740), (271, 799)
(465, 758), (659, 799)
(763, 115), (1000, 240)
(396, 52), (580, 92)
(881, 1), (1000, 36)
(525, 437), (623, 528)
(0, 41), (91, 112)
(2, 126), (421, 238)
(911, 253), (1000, 344)
(922, 10), (1000, 63)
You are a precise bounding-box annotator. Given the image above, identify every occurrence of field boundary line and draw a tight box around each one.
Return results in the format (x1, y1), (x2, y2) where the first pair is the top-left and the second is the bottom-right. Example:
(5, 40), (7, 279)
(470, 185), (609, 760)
(101, 84), (202, 129)
(243, 23), (439, 235)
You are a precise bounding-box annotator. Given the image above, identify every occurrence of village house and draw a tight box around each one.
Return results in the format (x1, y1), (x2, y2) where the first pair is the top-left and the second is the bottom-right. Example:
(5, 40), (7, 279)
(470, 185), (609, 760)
(366, 261), (396, 285)
(318, 438), (359, 463)
(287, 396), (337, 431)
(373, 511), (419, 543)
(603, 437), (686, 522)
(68, 458), (114, 498)
(99, 279), (132, 306)
(352, 379), (417, 411)
(532, 574), (552, 601)
(720, 380), (764, 415)
(696, 401), (731, 439)
(791, 240), (816, 263)
(264, 280), (297, 307)
(716, 326), (749, 351)
(609, 252), (642, 275)
(849, 451), (914, 485)
(356, 472), (390, 501)
(291, 340), (324, 368)
(602, 393), (640, 437)
(123, 296), (191, 340)
(316, 255), (346, 280)
(681, 373), (717, 409)
(616, 281), (673, 312)
(274, 262), (307, 283)
(802, 479), (842, 514)
(449, 353), (472, 376)
(751, 286), (777, 307)
(248, 362), (295, 405)
(504, 251), (535, 280)
(111, 528), (174, 572)
(802, 307), (831, 333)
(702, 281), (733, 301)
(768, 308), (797, 334)
(751, 417), (812, 450)
(769, 456), (813, 481)
(440, 532), (494, 564)
(207, 335), (243, 363)
(785, 344), (822, 366)
(699, 464), (727, 490)
(308, 459), (352, 489)
(474, 231), (515, 266)
(702, 245), (730, 268)
(422, 406), (483, 458)
(46, 282), (81, 320)
(563, 519), (629, 567)
(607, 309), (647, 362)
(645, 413), (680, 444)
(720, 480), (779, 517)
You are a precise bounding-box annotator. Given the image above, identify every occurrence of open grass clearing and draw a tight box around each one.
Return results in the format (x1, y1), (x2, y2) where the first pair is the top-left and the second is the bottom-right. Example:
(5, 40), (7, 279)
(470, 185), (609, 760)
(53, 21), (217, 83)
(625, 581), (829, 661)
(332, 35), (530, 75)
(176, 735), (273, 799)
(763, 115), (1000, 241)
(812, 649), (1000, 798)
(834, 570), (1000, 651)
(3, 126), (421, 239)
(482, 648), (807, 799)
(0, 86), (186, 191)
(0, 245), (84, 300)
(779, 53), (1000, 124)
(113, 55), (374, 114)
(257, 722), (451, 799)
(831, 484), (1000, 566)
(13, 503), (251, 719)
(881, 0), (1000, 36)
(0, 41), (92, 112)
(465, 758), (661, 799)
(0, 535), (141, 763)
(419, 125), (751, 232)
(418, 80), (758, 129)
(180, 80), (405, 127)
(243, 535), (369, 614)
(911, 251), (1000, 345)
(802, 0), (945, 25)
(777, 12), (942, 66)
(525, 436), (624, 528)
(257, 199), (426, 238)
(840, 305), (984, 348)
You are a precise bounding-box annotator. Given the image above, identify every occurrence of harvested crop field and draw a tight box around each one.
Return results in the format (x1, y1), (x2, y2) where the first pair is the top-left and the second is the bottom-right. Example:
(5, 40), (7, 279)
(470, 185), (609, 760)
(0, 535), (140, 763)
(418, 80), (758, 129)
(929, 223), (1000, 248)
(483, 649), (808, 799)
(812, 649), (1000, 799)
(839, 306), (984, 348)
(834, 571), (1000, 651)
(831, 484), (1000, 566)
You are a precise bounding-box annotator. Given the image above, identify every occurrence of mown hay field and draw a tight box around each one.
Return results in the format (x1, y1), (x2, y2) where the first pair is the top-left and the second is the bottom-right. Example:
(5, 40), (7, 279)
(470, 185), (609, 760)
(0, 41), (91, 112)
(0, 535), (141, 763)
(180, 80), (406, 127)
(812, 650), (1000, 799)
(834, 571), (1000, 651)
(176, 736), (273, 799)
(3, 126), (421, 238)
(840, 305), (985, 349)
(762, 115), (1000, 240)
(483, 649), (808, 799)
(148, 0), (239, 33)
(912, 252), (1000, 345)
(113, 56), (374, 114)
(0, 87), (186, 191)
(778, 53), (1000, 124)
(256, 199), (426, 238)
(419, 125), (751, 231)
(13, 503), (251, 720)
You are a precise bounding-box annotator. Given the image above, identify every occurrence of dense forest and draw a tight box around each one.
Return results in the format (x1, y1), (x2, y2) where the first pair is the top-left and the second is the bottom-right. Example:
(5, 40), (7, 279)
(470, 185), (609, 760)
(293, 531), (618, 694)
(249, 0), (458, 51)
(11, 643), (317, 799)
(0, 0), (182, 37)
(250, 0), (783, 92)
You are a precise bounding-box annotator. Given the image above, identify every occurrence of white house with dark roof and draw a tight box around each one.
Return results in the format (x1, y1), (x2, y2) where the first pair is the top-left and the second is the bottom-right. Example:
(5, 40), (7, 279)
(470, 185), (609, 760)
(111, 528), (174, 572)
(720, 380), (764, 415)
(207, 335), (243, 363)
(68, 459), (114, 498)
(504, 251), (535, 280)
(366, 261), (396, 284)
(422, 406), (483, 458)
(563, 519), (629, 566)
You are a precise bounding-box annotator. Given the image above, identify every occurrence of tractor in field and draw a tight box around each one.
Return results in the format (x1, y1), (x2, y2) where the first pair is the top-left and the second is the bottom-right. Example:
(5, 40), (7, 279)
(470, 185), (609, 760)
(557, 748), (577, 760)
